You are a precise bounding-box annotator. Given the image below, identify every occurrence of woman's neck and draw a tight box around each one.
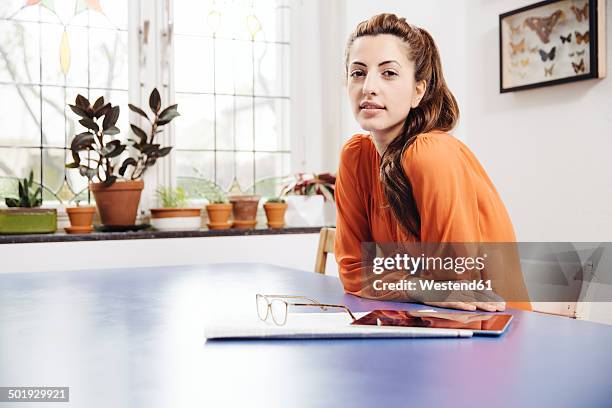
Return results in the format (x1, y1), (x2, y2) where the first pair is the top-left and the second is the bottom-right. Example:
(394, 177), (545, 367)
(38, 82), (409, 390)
(370, 124), (404, 156)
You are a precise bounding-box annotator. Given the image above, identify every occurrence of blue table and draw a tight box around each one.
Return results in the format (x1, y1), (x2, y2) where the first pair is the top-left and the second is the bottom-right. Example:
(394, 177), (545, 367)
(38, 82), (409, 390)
(1, 263), (611, 408)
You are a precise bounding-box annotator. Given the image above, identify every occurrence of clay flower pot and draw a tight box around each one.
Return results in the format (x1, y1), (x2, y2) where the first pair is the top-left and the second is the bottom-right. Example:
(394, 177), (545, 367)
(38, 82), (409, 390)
(65, 205), (96, 234)
(89, 179), (144, 226)
(205, 203), (233, 230)
(264, 201), (287, 228)
(66, 206), (96, 227)
(229, 195), (260, 229)
(150, 208), (202, 231)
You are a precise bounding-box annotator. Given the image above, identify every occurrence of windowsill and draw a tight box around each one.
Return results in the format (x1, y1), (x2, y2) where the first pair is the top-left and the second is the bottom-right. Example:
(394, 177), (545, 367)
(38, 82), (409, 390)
(0, 226), (327, 245)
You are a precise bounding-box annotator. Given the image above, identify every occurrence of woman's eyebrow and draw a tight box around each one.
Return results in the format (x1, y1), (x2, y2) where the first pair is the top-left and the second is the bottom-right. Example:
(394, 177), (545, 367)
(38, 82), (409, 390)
(379, 60), (400, 67)
(349, 60), (401, 67)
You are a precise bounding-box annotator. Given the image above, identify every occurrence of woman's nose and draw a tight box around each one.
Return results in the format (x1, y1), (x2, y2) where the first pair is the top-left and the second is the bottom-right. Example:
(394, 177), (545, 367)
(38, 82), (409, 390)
(362, 72), (379, 95)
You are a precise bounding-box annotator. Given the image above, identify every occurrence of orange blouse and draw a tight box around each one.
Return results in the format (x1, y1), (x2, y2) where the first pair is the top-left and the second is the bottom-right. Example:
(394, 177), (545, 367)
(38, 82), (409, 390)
(334, 131), (531, 311)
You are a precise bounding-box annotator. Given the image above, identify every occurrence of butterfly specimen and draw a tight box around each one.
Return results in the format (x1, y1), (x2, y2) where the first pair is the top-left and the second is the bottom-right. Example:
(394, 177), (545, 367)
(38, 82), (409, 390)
(544, 64), (555, 76)
(568, 50), (586, 57)
(510, 38), (525, 55)
(510, 24), (521, 35)
(571, 3), (589, 22)
(523, 10), (565, 43)
(560, 33), (572, 43)
(521, 58), (530, 67)
(572, 58), (585, 73)
(529, 46), (539, 53)
(575, 30), (590, 44)
(512, 70), (527, 79)
(539, 46), (556, 62)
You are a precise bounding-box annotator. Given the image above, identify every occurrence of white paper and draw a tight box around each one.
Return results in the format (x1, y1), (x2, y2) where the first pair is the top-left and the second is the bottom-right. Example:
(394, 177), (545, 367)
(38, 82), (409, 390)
(204, 312), (473, 340)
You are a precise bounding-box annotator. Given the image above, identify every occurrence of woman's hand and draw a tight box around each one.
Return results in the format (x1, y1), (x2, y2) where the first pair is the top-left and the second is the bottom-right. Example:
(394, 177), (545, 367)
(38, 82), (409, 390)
(423, 300), (505, 312)
(413, 278), (506, 312)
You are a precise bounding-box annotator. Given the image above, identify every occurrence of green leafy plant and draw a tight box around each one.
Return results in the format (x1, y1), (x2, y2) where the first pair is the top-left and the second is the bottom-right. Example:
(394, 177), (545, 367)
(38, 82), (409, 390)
(156, 186), (188, 208)
(122, 88), (180, 180)
(5, 170), (42, 208)
(266, 197), (286, 204)
(66, 94), (128, 187)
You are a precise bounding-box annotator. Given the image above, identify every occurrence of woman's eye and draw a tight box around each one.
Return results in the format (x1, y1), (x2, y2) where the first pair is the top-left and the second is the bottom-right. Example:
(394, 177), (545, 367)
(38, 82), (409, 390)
(383, 70), (397, 77)
(350, 70), (365, 78)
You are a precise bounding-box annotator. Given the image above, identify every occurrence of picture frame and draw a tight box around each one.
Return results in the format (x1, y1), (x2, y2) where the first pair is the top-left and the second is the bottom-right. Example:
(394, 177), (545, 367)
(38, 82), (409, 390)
(499, 0), (607, 93)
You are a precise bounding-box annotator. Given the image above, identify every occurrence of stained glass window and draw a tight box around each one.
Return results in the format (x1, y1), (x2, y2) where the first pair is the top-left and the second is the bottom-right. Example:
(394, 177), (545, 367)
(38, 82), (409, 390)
(173, 0), (291, 195)
(0, 0), (129, 204)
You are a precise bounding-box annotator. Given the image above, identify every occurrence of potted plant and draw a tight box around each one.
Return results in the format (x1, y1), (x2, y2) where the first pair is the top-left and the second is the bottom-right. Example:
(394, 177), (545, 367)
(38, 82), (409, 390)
(263, 197), (288, 228)
(0, 171), (57, 234)
(229, 194), (260, 229)
(282, 172), (336, 227)
(192, 179), (232, 230)
(65, 199), (96, 234)
(66, 89), (179, 227)
(150, 187), (201, 231)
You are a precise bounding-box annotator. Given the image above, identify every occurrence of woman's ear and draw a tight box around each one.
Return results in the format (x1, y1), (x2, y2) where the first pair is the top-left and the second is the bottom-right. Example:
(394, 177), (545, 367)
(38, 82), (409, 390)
(411, 79), (427, 108)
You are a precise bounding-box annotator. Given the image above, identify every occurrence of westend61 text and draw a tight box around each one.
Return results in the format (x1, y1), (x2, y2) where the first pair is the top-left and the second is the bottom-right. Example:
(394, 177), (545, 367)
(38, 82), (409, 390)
(373, 279), (493, 292)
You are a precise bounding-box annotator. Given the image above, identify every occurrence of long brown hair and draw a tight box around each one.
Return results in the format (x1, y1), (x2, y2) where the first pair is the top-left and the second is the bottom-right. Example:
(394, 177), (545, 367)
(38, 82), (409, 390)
(345, 13), (459, 238)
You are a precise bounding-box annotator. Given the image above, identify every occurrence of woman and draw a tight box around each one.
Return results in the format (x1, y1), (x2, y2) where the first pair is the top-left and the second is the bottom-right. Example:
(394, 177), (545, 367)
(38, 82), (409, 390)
(335, 13), (531, 312)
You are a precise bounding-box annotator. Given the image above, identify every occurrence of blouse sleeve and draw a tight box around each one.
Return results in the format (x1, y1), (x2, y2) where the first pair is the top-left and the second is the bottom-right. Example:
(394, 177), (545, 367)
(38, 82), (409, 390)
(334, 136), (373, 295)
(402, 134), (482, 243)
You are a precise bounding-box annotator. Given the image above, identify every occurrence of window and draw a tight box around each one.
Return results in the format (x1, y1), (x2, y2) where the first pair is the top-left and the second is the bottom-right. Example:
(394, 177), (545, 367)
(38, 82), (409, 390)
(172, 0), (291, 195)
(0, 0), (291, 206)
(0, 0), (129, 204)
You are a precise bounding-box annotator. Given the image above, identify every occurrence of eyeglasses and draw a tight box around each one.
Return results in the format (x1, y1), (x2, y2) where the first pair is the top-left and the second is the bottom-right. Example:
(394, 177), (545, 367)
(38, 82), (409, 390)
(255, 294), (357, 326)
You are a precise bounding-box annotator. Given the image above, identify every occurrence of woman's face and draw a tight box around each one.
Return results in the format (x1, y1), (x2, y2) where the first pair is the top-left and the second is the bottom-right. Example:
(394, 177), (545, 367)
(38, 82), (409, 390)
(347, 34), (426, 138)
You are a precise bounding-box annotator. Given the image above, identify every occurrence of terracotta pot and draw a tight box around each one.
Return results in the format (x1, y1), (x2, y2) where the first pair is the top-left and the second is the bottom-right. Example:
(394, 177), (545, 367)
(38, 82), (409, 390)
(150, 208), (202, 231)
(205, 203), (233, 230)
(229, 195), (260, 229)
(89, 180), (144, 226)
(66, 206), (96, 227)
(264, 202), (287, 228)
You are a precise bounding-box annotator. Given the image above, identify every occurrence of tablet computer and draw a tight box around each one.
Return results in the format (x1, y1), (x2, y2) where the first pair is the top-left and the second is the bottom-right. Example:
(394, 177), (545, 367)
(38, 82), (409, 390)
(351, 310), (513, 336)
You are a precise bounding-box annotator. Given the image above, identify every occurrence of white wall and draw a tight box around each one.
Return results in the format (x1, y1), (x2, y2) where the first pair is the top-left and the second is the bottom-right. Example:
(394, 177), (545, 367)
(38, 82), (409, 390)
(0, 233), (340, 275)
(465, 0), (612, 242)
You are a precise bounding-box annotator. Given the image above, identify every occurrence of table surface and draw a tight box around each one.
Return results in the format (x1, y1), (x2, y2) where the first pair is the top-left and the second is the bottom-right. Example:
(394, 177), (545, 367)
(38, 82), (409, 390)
(1, 263), (611, 408)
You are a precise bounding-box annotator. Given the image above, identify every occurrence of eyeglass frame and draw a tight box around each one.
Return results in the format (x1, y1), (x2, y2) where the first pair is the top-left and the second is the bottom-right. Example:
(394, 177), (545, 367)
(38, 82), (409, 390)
(255, 294), (357, 326)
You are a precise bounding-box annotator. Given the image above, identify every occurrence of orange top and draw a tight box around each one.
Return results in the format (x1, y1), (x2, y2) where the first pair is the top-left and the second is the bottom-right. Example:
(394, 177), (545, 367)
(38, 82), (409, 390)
(334, 131), (531, 311)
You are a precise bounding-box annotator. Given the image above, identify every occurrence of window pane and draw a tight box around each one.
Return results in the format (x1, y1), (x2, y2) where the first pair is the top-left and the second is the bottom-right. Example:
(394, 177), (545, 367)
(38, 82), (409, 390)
(216, 95), (235, 151)
(235, 151), (254, 191)
(174, 35), (214, 93)
(0, 20), (40, 84)
(0, 84), (40, 147)
(89, 28), (128, 90)
(0, 147), (39, 180)
(255, 153), (290, 180)
(41, 86), (67, 148)
(234, 96), (253, 151)
(254, 42), (289, 97)
(175, 92), (215, 150)
(254, 97), (289, 151)
(175, 150), (215, 182)
(215, 151), (235, 192)
(41, 147), (66, 195)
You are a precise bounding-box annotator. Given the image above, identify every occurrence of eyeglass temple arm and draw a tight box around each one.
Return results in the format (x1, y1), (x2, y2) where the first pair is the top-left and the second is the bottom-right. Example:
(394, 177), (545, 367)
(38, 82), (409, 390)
(291, 302), (357, 321)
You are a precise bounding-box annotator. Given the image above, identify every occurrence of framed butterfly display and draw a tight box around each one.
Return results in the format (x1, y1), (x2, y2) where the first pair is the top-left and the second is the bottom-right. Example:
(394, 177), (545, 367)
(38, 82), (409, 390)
(499, 0), (607, 93)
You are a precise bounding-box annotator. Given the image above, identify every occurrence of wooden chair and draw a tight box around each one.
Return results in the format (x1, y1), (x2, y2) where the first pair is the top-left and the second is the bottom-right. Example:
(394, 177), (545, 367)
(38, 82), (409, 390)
(314, 227), (336, 274)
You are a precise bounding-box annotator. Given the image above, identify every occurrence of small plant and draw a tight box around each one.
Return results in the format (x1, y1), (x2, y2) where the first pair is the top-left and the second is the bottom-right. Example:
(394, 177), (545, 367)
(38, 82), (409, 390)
(122, 88), (180, 180)
(5, 171), (42, 208)
(281, 172), (336, 202)
(66, 94), (128, 187)
(156, 186), (188, 208)
(266, 197), (286, 204)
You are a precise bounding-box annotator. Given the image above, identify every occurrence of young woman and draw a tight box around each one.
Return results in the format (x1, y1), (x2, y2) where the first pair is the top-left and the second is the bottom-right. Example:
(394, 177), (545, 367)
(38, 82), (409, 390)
(335, 13), (531, 312)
